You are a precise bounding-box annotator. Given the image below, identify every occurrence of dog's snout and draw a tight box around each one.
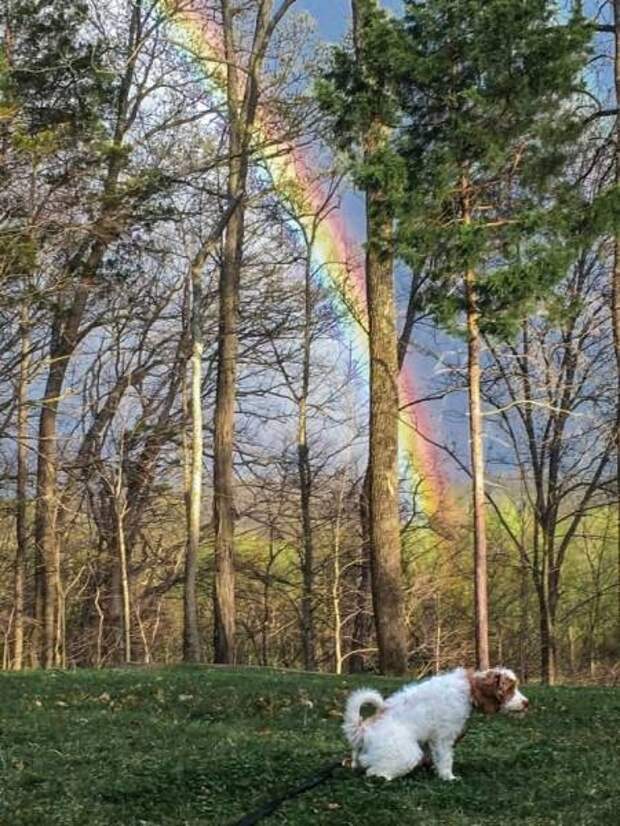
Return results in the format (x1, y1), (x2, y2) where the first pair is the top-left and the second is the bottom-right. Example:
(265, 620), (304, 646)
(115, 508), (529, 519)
(522, 698), (529, 710)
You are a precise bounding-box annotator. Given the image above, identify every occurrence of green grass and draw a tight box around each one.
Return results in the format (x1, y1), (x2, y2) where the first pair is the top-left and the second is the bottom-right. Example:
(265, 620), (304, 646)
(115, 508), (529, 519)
(1, 666), (619, 825)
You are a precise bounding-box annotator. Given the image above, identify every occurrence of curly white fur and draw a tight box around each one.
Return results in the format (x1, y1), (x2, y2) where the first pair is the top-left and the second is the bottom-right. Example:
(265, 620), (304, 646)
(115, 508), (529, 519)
(343, 667), (528, 782)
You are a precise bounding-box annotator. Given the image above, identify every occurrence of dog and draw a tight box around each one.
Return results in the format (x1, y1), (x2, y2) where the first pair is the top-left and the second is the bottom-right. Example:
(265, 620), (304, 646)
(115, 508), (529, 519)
(343, 667), (528, 781)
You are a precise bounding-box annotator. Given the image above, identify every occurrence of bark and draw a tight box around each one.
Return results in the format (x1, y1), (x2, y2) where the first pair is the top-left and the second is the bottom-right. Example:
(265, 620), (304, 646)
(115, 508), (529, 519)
(463, 178), (490, 671)
(34, 294), (88, 668)
(332, 477), (346, 675)
(182, 198), (239, 663)
(365, 177), (408, 675)
(348, 470), (373, 673)
(13, 302), (30, 670)
(537, 579), (557, 685)
(212, 180), (241, 663)
(349, 270), (423, 673)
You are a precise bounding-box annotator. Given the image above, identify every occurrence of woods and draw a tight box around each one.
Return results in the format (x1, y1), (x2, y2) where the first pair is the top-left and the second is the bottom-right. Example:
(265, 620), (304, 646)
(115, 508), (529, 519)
(1, 0), (619, 684)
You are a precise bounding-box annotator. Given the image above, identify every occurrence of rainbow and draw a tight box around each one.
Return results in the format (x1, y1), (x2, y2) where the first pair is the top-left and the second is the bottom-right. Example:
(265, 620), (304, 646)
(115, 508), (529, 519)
(157, 0), (451, 524)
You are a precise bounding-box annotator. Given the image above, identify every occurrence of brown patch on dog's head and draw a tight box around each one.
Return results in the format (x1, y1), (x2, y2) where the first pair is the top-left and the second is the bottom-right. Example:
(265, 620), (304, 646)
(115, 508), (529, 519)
(469, 668), (518, 715)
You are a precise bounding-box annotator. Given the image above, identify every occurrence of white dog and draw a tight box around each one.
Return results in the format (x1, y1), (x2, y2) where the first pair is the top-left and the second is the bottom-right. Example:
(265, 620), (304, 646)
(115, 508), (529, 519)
(343, 667), (528, 781)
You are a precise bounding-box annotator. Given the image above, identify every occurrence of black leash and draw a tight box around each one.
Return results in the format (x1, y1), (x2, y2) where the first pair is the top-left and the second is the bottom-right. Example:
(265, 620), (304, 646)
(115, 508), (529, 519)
(229, 757), (346, 826)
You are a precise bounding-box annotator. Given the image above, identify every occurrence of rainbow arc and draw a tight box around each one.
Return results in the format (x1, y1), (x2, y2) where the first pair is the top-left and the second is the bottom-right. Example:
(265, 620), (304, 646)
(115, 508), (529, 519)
(159, 0), (452, 523)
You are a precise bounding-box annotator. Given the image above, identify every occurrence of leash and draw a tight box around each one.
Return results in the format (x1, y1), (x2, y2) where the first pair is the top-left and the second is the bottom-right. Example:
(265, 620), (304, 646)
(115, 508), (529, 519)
(228, 757), (347, 826)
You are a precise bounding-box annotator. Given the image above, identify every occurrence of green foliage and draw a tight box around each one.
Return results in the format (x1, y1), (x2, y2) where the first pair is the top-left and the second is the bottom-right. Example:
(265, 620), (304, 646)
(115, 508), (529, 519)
(396, 0), (592, 337)
(316, 0), (407, 211)
(1, 0), (111, 136)
(1, 667), (619, 825)
(318, 1), (594, 338)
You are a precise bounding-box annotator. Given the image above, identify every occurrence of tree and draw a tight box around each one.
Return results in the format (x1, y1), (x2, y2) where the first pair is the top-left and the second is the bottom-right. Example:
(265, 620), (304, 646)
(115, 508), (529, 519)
(482, 245), (616, 682)
(318, 0), (409, 675)
(613, 0), (620, 653)
(599, 0), (620, 648)
(397, 0), (591, 670)
(213, 0), (298, 665)
(2, 0), (115, 667)
(183, 202), (238, 663)
(13, 301), (29, 670)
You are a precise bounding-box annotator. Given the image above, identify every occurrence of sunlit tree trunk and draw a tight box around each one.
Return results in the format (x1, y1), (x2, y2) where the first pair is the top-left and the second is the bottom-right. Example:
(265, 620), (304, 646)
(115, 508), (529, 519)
(13, 301), (30, 670)
(184, 260), (203, 663)
(463, 177), (489, 671)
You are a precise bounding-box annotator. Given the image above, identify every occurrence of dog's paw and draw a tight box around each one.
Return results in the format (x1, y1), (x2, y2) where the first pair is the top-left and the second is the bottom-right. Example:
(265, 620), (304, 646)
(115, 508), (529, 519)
(439, 773), (460, 782)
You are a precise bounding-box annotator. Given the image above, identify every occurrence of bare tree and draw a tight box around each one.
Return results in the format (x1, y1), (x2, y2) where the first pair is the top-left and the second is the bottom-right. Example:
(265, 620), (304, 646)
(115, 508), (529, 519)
(213, 0), (298, 664)
(483, 250), (615, 682)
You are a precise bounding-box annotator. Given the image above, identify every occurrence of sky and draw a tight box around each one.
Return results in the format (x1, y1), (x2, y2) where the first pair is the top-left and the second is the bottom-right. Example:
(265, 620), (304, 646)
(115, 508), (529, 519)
(299, 0), (402, 41)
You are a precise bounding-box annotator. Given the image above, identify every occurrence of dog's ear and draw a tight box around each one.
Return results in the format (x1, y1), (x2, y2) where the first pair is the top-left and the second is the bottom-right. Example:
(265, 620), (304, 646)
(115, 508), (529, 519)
(471, 671), (502, 715)
(495, 672), (516, 701)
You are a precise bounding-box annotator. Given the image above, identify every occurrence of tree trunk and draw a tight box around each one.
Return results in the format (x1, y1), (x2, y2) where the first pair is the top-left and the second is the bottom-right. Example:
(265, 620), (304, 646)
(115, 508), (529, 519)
(348, 469), (373, 673)
(463, 178), (490, 671)
(184, 262), (203, 662)
(213, 0), (284, 664)
(352, 0), (407, 676)
(13, 302), (30, 670)
(298, 257), (316, 671)
(212, 0), (246, 665)
(612, 0), (620, 650)
(365, 180), (408, 675)
(349, 265), (422, 673)
(35, 321), (81, 669)
(518, 552), (530, 682)
(538, 584), (557, 685)
(32, 0), (141, 666)
(213, 198), (241, 665)
(332, 477), (346, 675)
(115, 492), (132, 665)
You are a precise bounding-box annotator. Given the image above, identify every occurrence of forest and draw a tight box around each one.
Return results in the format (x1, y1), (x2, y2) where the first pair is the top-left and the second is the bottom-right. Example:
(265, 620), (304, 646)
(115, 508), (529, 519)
(1, 0), (619, 687)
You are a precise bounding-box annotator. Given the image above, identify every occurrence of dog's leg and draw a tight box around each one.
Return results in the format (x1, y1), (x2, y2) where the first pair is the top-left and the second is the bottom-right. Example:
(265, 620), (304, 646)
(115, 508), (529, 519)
(429, 739), (458, 781)
(362, 738), (423, 781)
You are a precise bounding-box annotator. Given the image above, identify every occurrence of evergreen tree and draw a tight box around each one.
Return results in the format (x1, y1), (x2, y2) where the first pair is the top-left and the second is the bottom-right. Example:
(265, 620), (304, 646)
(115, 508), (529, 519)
(1, 0), (109, 135)
(318, 0), (409, 675)
(397, 0), (591, 677)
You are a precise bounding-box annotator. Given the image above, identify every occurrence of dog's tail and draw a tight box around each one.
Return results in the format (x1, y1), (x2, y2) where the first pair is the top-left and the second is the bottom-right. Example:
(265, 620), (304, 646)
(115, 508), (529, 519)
(342, 688), (385, 748)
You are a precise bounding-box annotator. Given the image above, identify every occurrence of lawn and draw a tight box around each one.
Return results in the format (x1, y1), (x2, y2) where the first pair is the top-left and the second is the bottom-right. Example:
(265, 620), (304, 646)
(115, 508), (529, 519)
(1, 666), (619, 825)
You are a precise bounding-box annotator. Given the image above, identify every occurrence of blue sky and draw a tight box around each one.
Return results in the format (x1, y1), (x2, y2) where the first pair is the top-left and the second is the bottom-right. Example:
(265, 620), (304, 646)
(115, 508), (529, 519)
(298, 0), (351, 39)
(299, 0), (402, 40)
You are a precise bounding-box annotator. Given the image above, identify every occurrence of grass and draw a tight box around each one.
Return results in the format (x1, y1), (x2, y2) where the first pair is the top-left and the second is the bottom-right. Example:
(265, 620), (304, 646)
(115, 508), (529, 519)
(0, 666), (619, 825)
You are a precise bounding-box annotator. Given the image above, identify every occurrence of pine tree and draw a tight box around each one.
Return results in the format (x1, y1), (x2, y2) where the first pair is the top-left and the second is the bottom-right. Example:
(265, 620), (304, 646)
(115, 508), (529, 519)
(318, 0), (409, 675)
(2, 0), (109, 135)
(397, 0), (591, 677)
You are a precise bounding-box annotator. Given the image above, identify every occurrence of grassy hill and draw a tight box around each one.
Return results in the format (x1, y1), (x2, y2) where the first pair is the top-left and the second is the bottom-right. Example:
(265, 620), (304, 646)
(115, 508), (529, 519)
(0, 666), (619, 825)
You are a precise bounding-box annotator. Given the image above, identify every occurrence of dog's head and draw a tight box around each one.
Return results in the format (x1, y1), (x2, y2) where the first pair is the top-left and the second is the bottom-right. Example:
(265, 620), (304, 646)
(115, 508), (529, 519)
(469, 667), (529, 715)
